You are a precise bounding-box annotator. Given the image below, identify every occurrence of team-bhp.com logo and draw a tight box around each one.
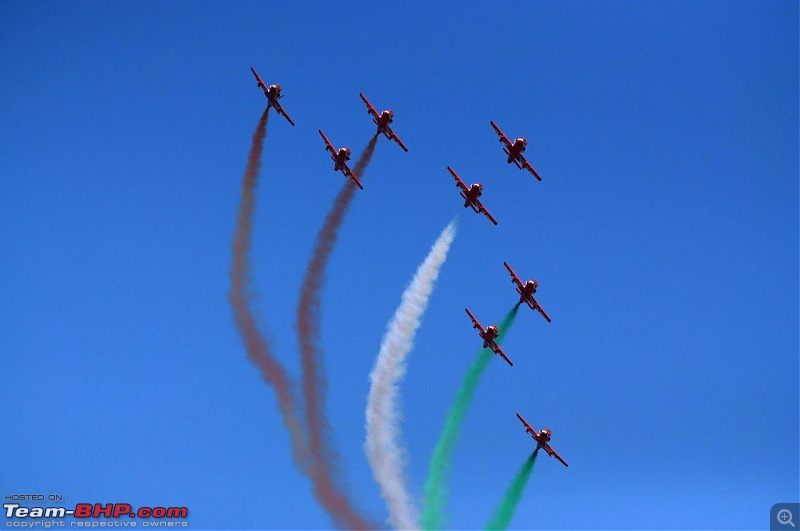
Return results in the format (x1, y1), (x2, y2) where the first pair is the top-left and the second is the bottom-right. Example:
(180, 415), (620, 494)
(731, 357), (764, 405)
(4, 502), (188, 527)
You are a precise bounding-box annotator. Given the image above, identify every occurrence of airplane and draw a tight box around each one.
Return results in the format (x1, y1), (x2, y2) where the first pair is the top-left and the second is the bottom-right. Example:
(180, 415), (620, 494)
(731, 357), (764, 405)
(465, 308), (512, 366)
(318, 130), (363, 189)
(359, 93), (408, 152)
(503, 262), (551, 322)
(250, 66), (295, 126)
(490, 121), (542, 181)
(447, 166), (498, 225)
(516, 412), (568, 467)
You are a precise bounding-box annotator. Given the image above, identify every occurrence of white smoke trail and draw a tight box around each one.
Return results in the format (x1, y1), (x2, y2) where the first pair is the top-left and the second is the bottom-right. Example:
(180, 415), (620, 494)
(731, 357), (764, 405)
(365, 219), (458, 530)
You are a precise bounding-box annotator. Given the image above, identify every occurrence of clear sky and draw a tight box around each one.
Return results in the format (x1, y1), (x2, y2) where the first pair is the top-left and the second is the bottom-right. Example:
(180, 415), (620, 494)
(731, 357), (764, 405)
(1, 1), (797, 530)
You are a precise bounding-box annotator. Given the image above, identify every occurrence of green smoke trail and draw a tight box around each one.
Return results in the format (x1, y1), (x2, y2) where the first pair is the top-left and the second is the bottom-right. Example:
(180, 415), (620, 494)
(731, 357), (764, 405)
(485, 451), (538, 530)
(421, 305), (520, 530)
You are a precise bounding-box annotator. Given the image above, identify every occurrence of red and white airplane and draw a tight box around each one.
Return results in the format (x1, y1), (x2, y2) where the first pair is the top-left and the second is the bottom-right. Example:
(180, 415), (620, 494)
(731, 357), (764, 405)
(516, 412), (568, 467)
(490, 121), (541, 181)
(318, 130), (363, 189)
(465, 308), (512, 366)
(503, 262), (551, 322)
(448, 166), (498, 225)
(250, 67), (295, 126)
(359, 93), (408, 152)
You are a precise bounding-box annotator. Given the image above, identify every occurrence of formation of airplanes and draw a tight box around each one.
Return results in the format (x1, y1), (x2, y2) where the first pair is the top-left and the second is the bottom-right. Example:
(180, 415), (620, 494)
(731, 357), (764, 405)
(467, 298), (566, 467)
(249, 66), (566, 470)
(464, 262), (561, 466)
(465, 262), (551, 363)
(447, 122), (545, 226)
(249, 66), (550, 202)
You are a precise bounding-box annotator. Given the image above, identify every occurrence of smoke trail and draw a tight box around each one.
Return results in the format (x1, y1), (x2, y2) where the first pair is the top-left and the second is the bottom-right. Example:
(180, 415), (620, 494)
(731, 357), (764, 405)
(296, 135), (381, 530)
(485, 451), (538, 530)
(421, 306), (520, 531)
(365, 220), (458, 530)
(228, 108), (309, 469)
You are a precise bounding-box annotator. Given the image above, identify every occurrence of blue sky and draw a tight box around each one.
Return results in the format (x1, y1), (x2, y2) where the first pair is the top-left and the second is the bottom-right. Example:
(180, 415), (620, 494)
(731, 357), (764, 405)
(1, 2), (797, 529)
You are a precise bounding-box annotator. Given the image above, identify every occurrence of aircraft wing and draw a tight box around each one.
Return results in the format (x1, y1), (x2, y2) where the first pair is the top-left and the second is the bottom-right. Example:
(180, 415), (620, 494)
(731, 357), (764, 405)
(516, 412), (537, 437)
(250, 66), (267, 90)
(503, 261), (524, 289)
(318, 130), (336, 155)
(388, 128), (409, 152)
(475, 199), (499, 226)
(493, 343), (513, 366)
(533, 300), (552, 323)
(273, 101), (296, 126)
(359, 92), (380, 118)
(519, 154), (543, 181)
(490, 120), (513, 148)
(544, 443), (569, 467)
(464, 308), (483, 332)
(447, 166), (469, 193)
(342, 165), (364, 190)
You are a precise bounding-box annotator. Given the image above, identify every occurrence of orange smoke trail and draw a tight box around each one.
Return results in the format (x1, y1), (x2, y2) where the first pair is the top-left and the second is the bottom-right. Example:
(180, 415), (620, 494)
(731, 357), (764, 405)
(296, 135), (380, 530)
(228, 108), (309, 472)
